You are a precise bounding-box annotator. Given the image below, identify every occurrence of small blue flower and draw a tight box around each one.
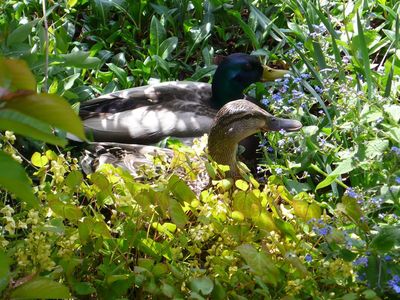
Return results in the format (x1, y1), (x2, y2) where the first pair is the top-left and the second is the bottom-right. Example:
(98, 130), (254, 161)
(272, 93), (283, 102)
(356, 272), (366, 281)
(292, 89), (304, 99)
(305, 254), (312, 262)
(277, 139), (285, 147)
(391, 146), (400, 155)
(376, 117), (383, 124)
(261, 97), (270, 107)
(353, 256), (368, 267)
(314, 86), (323, 93)
(267, 146), (274, 153)
(384, 255), (392, 261)
(293, 77), (302, 83)
(346, 188), (359, 199)
(388, 275), (400, 294)
(279, 129), (286, 135)
(276, 168), (283, 175)
(300, 73), (311, 79)
(396, 177), (400, 184)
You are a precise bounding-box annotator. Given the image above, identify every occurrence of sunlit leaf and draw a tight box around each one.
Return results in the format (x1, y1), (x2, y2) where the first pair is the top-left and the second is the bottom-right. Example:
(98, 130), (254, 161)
(4, 93), (86, 140)
(0, 151), (38, 207)
(10, 277), (70, 299)
(237, 244), (280, 286)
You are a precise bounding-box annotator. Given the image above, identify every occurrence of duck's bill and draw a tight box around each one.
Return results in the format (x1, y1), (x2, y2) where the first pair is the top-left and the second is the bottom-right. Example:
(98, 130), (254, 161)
(262, 66), (289, 81)
(266, 118), (302, 132)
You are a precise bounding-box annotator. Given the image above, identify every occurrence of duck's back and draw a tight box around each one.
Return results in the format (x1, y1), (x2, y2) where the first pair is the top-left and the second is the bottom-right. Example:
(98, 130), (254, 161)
(80, 81), (215, 143)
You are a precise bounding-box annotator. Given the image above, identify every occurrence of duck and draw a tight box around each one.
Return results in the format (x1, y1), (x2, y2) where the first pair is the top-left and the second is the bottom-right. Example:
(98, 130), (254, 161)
(77, 53), (288, 144)
(81, 99), (302, 186)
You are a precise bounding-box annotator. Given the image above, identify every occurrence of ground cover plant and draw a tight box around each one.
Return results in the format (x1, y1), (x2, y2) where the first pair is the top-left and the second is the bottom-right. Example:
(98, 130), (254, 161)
(0, 0), (399, 299)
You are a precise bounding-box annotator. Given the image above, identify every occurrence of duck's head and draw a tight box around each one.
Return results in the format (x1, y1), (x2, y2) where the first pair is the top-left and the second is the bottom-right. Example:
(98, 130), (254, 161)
(211, 53), (288, 109)
(208, 100), (302, 178)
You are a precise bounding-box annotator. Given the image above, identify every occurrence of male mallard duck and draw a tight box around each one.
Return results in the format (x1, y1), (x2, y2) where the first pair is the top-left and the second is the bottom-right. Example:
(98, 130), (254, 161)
(81, 100), (302, 183)
(78, 53), (288, 144)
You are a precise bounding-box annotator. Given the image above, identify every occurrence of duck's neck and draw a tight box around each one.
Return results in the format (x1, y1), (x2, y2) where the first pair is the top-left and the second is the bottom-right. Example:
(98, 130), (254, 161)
(208, 136), (240, 178)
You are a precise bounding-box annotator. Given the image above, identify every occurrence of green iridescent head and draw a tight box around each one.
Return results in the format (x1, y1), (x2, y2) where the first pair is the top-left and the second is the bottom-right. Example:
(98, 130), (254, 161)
(211, 53), (288, 109)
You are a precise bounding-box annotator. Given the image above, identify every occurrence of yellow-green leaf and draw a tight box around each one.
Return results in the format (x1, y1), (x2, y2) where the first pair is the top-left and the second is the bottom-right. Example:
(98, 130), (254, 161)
(4, 93), (86, 140)
(0, 151), (38, 208)
(31, 152), (49, 167)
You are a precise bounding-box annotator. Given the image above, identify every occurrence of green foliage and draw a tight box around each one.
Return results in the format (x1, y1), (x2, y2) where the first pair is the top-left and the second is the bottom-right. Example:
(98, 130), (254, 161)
(1, 0), (400, 299)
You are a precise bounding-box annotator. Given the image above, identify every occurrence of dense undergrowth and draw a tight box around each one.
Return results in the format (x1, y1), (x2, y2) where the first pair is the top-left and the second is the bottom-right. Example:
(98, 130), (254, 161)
(0, 0), (400, 299)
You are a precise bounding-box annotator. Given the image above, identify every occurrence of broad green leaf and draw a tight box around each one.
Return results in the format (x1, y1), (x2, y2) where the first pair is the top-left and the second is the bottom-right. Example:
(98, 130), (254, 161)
(237, 244), (280, 286)
(364, 139), (388, 159)
(189, 277), (214, 296)
(254, 212), (277, 232)
(168, 174), (196, 203)
(4, 93), (86, 140)
(0, 58), (36, 92)
(73, 282), (96, 296)
(168, 198), (188, 228)
(107, 63), (128, 89)
(31, 152), (49, 167)
(370, 226), (400, 252)
(159, 37), (178, 59)
(49, 199), (83, 221)
(65, 171), (83, 190)
(150, 15), (166, 54)
(235, 179), (249, 191)
(292, 200), (321, 221)
(232, 190), (261, 219)
(7, 20), (37, 46)
(231, 211), (245, 221)
(10, 277), (70, 299)
(0, 151), (38, 207)
(0, 109), (67, 146)
(60, 51), (101, 68)
(316, 158), (355, 190)
(274, 218), (297, 241)
(0, 251), (10, 294)
(383, 104), (400, 122)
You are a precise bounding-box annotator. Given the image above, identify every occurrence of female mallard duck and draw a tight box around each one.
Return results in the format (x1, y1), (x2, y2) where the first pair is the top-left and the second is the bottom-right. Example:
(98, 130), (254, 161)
(82, 100), (302, 182)
(78, 53), (288, 144)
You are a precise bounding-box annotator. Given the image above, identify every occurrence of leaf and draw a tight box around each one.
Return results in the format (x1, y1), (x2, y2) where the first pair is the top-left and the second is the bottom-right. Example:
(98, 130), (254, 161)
(316, 158), (355, 190)
(235, 179), (249, 191)
(168, 198), (188, 228)
(167, 174), (196, 204)
(107, 63), (128, 89)
(0, 58), (36, 92)
(292, 199), (321, 221)
(49, 199), (83, 222)
(0, 109), (67, 146)
(31, 152), (49, 167)
(364, 139), (389, 159)
(60, 51), (101, 68)
(237, 244), (280, 286)
(65, 171), (83, 191)
(0, 151), (38, 207)
(73, 282), (96, 296)
(10, 277), (70, 299)
(7, 20), (37, 46)
(0, 251), (10, 294)
(159, 37), (178, 59)
(150, 15), (166, 54)
(370, 226), (400, 252)
(189, 277), (214, 296)
(4, 93), (86, 140)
